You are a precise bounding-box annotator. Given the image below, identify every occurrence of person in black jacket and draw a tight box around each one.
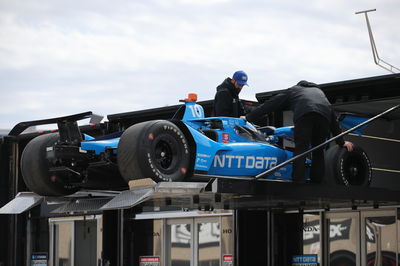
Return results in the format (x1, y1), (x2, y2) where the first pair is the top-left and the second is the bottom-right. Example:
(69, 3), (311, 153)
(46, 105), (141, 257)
(242, 80), (353, 183)
(213, 70), (248, 117)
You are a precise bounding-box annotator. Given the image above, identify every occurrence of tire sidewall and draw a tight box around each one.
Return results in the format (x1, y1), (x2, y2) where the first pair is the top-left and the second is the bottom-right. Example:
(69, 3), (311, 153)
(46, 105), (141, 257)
(138, 121), (190, 182)
(339, 146), (372, 186)
(326, 145), (372, 186)
(21, 133), (78, 196)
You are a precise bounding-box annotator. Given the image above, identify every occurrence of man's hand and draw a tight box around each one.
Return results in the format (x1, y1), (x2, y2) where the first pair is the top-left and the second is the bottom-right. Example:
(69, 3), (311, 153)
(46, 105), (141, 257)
(343, 141), (354, 152)
(240, 115), (247, 120)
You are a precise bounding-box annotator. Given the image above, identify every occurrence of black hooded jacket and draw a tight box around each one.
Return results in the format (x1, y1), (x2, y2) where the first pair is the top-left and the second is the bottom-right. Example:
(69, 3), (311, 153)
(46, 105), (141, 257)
(246, 80), (344, 144)
(213, 78), (245, 117)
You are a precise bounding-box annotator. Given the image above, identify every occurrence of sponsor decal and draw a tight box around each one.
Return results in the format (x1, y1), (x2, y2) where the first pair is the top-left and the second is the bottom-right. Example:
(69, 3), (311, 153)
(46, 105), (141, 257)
(274, 166), (287, 177)
(303, 219), (352, 245)
(196, 158), (207, 163)
(222, 133), (230, 143)
(227, 119), (242, 127)
(292, 254), (318, 266)
(223, 255), (233, 266)
(329, 219), (351, 241)
(213, 154), (277, 169)
(366, 224), (376, 243)
(303, 220), (320, 245)
(196, 153), (210, 167)
(31, 252), (48, 266)
(140, 256), (160, 266)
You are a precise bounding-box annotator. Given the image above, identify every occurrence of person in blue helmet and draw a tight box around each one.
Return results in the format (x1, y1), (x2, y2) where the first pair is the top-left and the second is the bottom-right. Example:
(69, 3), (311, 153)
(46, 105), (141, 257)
(213, 70), (248, 117)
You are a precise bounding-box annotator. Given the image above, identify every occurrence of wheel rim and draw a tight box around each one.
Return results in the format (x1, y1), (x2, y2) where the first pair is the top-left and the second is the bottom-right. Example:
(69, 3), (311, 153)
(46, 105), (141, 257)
(155, 140), (173, 169)
(154, 136), (179, 173)
(343, 153), (368, 185)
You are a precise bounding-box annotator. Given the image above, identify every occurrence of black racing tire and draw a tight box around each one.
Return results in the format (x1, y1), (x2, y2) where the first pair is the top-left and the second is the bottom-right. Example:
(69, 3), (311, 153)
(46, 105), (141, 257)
(117, 120), (191, 183)
(21, 133), (79, 196)
(325, 145), (372, 186)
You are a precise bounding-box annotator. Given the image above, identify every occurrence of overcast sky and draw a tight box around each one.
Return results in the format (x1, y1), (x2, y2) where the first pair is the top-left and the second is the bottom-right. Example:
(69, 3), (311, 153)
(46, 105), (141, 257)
(0, 0), (399, 130)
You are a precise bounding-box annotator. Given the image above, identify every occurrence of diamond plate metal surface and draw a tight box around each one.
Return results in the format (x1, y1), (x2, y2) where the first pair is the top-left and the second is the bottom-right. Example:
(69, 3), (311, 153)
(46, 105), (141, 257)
(51, 198), (111, 214)
(100, 188), (154, 210)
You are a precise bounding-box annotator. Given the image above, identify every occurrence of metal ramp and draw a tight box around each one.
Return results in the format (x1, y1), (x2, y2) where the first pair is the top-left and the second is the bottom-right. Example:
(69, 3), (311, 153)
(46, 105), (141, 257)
(3, 177), (400, 214)
(0, 192), (43, 214)
(0, 180), (219, 215)
(0, 190), (119, 215)
(101, 179), (215, 210)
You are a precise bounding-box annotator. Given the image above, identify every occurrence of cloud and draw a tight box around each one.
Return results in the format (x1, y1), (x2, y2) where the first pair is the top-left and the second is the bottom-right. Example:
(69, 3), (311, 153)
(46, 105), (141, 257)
(0, 0), (398, 129)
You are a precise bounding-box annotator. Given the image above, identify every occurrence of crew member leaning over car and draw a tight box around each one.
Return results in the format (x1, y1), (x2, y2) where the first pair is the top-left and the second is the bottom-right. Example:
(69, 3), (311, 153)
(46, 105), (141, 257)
(241, 80), (354, 184)
(213, 70), (248, 117)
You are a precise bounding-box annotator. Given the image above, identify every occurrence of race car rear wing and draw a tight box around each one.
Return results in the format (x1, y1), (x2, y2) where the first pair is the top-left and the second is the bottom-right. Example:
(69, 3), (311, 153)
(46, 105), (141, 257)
(8, 111), (94, 137)
(8, 111), (104, 146)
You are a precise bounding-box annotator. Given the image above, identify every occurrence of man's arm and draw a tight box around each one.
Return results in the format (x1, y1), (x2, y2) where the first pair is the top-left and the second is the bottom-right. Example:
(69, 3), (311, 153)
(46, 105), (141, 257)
(330, 111), (354, 152)
(245, 92), (288, 122)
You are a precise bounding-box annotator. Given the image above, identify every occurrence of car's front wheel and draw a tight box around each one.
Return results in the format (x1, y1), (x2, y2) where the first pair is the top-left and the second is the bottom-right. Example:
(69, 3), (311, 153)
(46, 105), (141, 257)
(117, 120), (192, 183)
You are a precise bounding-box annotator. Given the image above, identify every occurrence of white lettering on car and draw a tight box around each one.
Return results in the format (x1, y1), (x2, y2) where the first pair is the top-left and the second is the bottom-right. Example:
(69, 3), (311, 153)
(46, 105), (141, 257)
(214, 155), (225, 167)
(225, 155), (235, 168)
(245, 156), (254, 168)
(255, 156), (263, 168)
(235, 156), (244, 168)
(213, 155), (278, 169)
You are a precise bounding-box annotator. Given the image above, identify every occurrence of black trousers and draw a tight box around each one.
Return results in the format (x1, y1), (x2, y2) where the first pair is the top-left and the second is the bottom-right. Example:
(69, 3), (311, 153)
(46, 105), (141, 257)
(293, 113), (330, 182)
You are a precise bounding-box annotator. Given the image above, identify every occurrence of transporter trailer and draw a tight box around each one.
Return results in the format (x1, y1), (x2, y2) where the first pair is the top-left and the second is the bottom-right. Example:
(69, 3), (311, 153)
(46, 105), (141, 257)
(1, 73), (400, 265)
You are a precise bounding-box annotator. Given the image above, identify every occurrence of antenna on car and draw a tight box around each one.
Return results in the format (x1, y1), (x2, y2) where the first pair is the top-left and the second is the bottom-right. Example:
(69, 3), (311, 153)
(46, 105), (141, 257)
(355, 9), (400, 73)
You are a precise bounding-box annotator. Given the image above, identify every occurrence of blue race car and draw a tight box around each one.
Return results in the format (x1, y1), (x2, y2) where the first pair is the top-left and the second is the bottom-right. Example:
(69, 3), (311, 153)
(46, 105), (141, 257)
(19, 93), (372, 196)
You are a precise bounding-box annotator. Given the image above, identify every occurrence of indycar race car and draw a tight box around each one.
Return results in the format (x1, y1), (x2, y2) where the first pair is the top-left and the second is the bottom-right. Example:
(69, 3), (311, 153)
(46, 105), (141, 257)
(17, 93), (372, 196)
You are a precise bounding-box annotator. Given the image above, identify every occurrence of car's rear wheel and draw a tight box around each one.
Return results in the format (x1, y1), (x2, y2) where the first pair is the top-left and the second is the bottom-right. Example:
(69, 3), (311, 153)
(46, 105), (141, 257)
(21, 133), (79, 196)
(325, 145), (372, 186)
(118, 120), (191, 183)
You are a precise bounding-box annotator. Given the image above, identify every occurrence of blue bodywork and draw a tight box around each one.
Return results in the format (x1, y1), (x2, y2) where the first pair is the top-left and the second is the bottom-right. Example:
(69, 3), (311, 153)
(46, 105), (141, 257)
(180, 102), (293, 179)
(81, 135), (119, 155)
(340, 115), (369, 135)
(80, 99), (364, 180)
